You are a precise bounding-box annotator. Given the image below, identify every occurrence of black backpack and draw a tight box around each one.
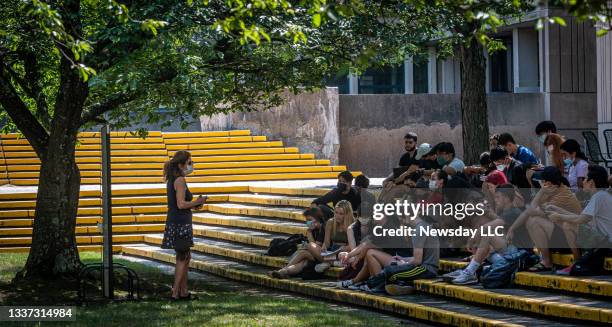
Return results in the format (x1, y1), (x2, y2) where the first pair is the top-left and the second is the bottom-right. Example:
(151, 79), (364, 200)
(266, 234), (307, 256)
(571, 248), (611, 276)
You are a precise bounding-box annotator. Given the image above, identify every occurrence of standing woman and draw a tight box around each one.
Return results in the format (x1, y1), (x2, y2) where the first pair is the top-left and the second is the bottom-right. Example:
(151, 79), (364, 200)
(162, 150), (206, 300)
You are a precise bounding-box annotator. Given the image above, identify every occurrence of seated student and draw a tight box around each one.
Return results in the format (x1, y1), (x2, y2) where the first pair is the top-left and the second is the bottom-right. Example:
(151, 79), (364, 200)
(435, 142), (465, 176)
(313, 200), (354, 272)
(543, 133), (565, 174)
(382, 132), (419, 188)
(544, 165), (611, 275)
(489, 146), (530, 193)
(560, 139), (589, 190)
(506, 166), (582, 272)
(267, 207), (327, 278)
(418, 144), (441, 171)
(498, 133), (539, 166)
(464, 152), (495, 188)
(536, 120), (559, 168)
(354, 174), (375, 217)
(444, 184), (527, 285)
(335, 206), (374, 284)
(490, 133), (500, 149)
(311, 170), (360, 218)
(362, 213), (439, 295)
(535, 120), (557, 144)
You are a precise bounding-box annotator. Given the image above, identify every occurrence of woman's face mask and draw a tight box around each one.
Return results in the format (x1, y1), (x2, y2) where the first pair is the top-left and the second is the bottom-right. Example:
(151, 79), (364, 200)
(563, 158), (573, 167)
(496, 164), (507, 171)
(306, 220), (314, 228)
(428, 179), (438, 190)
(546, 145), (554, 153)
(538, 134), (547, 144)
(183, 163), (194, 175)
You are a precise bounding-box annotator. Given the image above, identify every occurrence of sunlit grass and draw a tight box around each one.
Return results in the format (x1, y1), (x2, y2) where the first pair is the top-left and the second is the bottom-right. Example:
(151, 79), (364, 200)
(0, 252), (399, 326)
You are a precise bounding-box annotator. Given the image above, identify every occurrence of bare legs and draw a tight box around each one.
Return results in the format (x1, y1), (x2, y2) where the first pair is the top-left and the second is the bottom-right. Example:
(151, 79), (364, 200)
(526, 216), (554, 268)
(172, 251), (191, 298)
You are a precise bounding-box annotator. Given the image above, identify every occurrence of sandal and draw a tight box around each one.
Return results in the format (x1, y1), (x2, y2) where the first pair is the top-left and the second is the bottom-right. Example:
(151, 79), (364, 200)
(180, 292), (198, 300)
(528, 262), (553, 272)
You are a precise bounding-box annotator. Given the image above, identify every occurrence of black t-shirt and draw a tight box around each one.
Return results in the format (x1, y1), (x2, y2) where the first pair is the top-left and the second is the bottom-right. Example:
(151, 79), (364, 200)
(312, 187), (361, 213)
(419, 159), (440, 170)
(399, 151), (418, 167)
(310, 222), (326, 244)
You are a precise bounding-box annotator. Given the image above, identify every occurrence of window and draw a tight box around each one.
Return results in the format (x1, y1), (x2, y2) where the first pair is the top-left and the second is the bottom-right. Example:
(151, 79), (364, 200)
(489, 38), (512, 92)
(413, 61), (428, 93)
(358, 64), (404, 94)
(325, 73), (350, 94)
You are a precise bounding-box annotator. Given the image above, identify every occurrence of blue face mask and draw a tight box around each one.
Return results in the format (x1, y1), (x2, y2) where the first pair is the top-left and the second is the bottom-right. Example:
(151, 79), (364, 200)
(537, 134), (547, 144)
(436, 156), (447, 166)
(564, 158), (573, 166)
(306, 220), (314, 228)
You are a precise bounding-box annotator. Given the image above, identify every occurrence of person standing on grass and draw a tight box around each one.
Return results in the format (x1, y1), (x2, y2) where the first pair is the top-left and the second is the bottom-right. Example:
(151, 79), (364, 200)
(162, 150), (206, 300)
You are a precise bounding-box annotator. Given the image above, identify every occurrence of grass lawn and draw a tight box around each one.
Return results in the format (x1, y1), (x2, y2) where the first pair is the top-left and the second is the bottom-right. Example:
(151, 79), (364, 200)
(0, 252), (401, 326)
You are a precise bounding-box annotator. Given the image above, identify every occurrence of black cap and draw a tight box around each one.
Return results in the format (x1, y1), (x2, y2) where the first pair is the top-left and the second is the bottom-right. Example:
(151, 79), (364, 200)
(541, 166), (562, 185)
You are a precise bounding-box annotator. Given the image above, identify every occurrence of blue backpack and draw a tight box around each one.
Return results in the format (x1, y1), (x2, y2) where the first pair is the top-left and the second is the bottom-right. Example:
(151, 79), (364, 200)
(479, 249), (530, 288)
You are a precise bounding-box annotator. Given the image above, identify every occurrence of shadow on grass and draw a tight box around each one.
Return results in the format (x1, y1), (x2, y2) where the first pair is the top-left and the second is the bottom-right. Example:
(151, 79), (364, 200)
(0, 252), (400, 327)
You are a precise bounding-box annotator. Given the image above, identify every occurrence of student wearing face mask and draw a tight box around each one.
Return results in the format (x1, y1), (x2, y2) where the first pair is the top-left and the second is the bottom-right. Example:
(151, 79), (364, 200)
(162, 150), (207, 300)
(560, 139), (589, 190)
(311, 171), (360, 217)
(543, 133), (565, 174)
(435, 142), (465, 176)
(535, 121), (557, 166)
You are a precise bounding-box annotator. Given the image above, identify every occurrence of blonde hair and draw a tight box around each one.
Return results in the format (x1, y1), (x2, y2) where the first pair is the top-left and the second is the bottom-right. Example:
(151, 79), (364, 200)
(333, 200), (354, 231)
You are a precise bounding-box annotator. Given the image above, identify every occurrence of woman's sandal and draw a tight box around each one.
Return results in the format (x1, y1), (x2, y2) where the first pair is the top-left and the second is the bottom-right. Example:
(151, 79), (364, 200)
(267, 270), (288, 279)
(528, 262), (553, 272)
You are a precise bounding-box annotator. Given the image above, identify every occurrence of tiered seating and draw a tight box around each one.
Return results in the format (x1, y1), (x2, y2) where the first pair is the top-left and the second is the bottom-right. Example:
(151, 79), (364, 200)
(0, 130), (349, 185)
(120, 186), (612, 325)
(2, 130), (612, 325)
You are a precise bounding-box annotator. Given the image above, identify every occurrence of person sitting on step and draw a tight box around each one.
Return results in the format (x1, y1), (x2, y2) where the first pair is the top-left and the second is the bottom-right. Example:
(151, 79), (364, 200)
(313, 200), (355, 273)
(267, 207), (327, 278)
(311, 171), (360, 219)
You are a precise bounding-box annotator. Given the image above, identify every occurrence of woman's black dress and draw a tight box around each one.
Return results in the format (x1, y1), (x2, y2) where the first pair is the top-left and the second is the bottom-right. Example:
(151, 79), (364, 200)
(161, 177), (194, 249)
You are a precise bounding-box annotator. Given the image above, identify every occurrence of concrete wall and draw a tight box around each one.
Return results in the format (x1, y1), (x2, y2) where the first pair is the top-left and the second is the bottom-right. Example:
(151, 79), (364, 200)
(200, 88), (340, 164)
(338, 93), (552, 177)
(597, 27), (612, 156)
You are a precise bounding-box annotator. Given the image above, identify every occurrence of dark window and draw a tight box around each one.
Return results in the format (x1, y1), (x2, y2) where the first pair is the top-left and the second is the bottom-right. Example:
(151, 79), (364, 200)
(325, 73), (350, 94)
(489, 39), (512, 92)
(358, 64), (404, 94)
(413, 61), (428, 93)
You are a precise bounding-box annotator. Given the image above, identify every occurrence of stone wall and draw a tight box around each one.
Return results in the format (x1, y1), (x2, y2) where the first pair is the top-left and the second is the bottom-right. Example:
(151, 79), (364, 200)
(338, 92), (594, 177)
(200, 88), (340, 164)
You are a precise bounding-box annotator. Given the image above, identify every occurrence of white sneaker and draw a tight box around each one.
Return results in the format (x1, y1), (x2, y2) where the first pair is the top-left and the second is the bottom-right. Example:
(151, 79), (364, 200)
(442, 269), (463, 279)
(451, 270), (478, 285)
(314, 262), (330, 273)
(332, 260), (343, 267)
(336, 279), (354, 288)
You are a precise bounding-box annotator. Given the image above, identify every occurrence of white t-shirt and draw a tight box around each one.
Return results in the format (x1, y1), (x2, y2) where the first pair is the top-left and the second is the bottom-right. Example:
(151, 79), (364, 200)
(582, 190), (612, 242)
(568, 159), (588, 190)
(445, 158), (465, 174)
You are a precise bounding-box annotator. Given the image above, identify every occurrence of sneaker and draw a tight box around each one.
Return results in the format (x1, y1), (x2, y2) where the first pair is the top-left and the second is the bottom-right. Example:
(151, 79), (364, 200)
(336, 279), (354, 288)
(385, 283), (415, 296)
(442, 269), (464, 279)
(556, 265), (573, 275)
(356, 284), (372, 292)
(348, 282), (365, 291)
(332, 260), (344, 267)
(451, 270), (478, 285)
(314, 262), (330, 273)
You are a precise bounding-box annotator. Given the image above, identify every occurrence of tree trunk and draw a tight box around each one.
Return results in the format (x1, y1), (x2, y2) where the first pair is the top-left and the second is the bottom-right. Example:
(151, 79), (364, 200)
(459, 37), (490, 165)
(17, 57), (89, 280)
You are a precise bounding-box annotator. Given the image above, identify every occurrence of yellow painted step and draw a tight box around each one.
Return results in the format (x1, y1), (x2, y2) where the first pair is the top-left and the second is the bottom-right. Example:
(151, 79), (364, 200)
(0, 234), (145, 246)
(164, 136), (265, 145)
(248, 186), (330, 197)
(191, 153), (315, 163)
(203, 203), (304, 221)
(185, 172), (357, 183)
(192, 214), (306, 235)
(0, 224), (165, 236)
(190, 166), (347, 176)
(6, 164), (102, 172)
(178, 147), (299, 157)
(227, 194), (313, 207)
(165, 141), (283, 151)
(3, 143), (165, 151)
(187, 159), (330, 169)
(162, 130), (251, 138)
(552, 253), (612, 271)
(78, 131), (162, 138)
(122, 244), (521, 327)
(413, 279), (612, 323)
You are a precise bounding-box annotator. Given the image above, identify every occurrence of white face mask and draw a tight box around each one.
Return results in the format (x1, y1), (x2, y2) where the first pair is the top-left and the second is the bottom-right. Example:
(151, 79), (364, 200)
(538, 134), (547, 144)
(428, 180), (438, 190)
(546, 145), (554, 153)
(358, 217), (370, 225)
(183, 164), (194, 175)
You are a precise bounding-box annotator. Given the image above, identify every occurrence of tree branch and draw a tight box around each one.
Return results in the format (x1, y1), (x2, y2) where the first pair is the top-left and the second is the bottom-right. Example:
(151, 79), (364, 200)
(0, 70), (49, 158)
(80, 92), (138, 125)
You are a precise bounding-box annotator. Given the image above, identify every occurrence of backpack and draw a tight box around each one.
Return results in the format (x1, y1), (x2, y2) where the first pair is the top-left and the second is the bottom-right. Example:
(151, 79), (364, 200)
(266, 234), (307, 256)
(479, 249), (530, 288)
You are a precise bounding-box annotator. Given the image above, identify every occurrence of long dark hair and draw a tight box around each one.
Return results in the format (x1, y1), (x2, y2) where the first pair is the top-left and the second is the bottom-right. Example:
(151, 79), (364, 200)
(560, 139), (588, 161)
(163, 150), (191, 181)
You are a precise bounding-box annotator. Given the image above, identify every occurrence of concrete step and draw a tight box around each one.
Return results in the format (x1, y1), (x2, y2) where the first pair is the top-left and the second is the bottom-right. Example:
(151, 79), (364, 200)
(203, 203), (306, 222)
(0, 214), (168, 228)
(0, 223), (165, 237)
(122, 243), (585, 327)
(164, 135), (266, 145)
(185, 221), (612, 298)
(193, 212), (307, 235)
(0, 234), (146, 246)
(165, 141), (283, 150)
(161, 130), (251, 138)
(226, 194), (315, 207)
(139, 237), (606, 325)
(0, 244), (123, 253)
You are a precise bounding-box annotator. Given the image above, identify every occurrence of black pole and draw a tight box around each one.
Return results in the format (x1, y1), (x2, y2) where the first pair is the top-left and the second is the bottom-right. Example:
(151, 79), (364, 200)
(101, 124), (114, 299)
